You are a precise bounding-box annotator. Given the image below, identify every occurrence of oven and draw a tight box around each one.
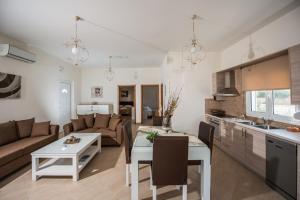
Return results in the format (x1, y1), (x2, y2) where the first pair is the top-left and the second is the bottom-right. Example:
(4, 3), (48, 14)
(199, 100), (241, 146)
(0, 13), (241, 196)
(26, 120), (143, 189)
(207, 117), (221, 141)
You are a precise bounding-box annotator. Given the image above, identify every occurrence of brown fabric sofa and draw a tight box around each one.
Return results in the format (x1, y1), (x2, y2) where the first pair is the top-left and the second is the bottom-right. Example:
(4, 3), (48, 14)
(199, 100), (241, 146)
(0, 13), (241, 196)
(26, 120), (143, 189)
(63, 114), (124, 146)
(0, 120), (59, 179)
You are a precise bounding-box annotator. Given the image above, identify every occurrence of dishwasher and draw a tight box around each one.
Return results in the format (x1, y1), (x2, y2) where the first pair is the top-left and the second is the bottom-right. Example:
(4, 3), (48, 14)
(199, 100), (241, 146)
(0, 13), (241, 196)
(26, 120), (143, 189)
(266, 136), (297, 200)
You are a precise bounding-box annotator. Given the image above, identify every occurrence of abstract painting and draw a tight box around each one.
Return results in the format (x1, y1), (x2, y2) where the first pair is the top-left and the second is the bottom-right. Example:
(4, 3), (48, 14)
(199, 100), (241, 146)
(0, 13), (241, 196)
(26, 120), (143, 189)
(0, 72), (21, 99)
(91, 86), (103, 98)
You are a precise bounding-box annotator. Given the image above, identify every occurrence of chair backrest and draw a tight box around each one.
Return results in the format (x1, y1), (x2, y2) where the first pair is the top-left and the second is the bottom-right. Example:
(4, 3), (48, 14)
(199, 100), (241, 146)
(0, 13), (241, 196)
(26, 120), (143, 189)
(152, 136), (189, 186)
(152, 116), (163, 126)
(123, 119), (132, 164)
(198, 121), (215, 156)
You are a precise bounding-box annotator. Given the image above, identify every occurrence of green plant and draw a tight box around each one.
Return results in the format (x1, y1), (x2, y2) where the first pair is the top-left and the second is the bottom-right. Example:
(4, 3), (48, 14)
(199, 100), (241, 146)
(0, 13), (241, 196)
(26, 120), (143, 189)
(146, 131), (159, 143)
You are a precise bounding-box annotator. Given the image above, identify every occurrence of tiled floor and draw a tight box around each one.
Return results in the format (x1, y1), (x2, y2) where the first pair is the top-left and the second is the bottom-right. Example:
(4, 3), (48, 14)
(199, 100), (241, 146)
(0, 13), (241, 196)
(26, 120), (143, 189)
(0, 123), (284, 200)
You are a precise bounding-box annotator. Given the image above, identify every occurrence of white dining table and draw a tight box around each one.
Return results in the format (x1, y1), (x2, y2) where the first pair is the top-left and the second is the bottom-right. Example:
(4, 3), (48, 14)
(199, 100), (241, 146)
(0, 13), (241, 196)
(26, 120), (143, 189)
(131, 126), (211, 200)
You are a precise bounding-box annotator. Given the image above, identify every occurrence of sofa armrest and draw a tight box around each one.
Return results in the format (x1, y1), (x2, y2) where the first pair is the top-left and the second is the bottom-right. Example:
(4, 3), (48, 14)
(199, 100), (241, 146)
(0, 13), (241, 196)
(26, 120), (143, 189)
(116, 122), (124, 145)
(63, 123), (73, 135)
(50, 124), (59, 140)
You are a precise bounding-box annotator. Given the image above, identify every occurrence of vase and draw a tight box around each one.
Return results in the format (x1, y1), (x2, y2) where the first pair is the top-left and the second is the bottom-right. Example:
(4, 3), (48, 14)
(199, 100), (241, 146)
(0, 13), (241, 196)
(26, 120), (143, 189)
(162, 116), (172, 131)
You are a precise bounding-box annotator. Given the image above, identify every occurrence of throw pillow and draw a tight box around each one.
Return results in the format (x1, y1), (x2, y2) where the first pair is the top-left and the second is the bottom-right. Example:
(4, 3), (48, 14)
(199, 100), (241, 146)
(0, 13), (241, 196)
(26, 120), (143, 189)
(16, 118), (35, 138)
(71, 118), (87, 131)
(108, 115), (121, 131)
(31, 121), (50, 137)
(78, 114), (94, 128)
(0, 121), (19, 146)
(93, 114), (111, 128)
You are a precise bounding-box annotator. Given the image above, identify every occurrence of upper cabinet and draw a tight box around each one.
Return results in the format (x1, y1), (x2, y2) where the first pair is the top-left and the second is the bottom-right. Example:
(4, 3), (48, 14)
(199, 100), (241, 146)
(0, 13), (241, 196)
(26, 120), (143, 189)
(288, 44), (300, 104)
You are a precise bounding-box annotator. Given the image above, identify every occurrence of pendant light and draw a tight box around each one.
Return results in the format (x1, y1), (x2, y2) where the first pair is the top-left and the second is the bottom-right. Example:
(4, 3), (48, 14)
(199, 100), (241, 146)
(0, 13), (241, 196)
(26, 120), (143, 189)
(65, 16), (89, 66)
(105, 56), (115, 82)
(183, 14), (205, 67)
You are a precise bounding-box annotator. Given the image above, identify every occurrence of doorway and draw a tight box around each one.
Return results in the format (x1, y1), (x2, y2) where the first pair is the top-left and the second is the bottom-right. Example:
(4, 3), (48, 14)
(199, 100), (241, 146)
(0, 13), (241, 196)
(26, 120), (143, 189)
(141, 84), (160, 125)
(118, 85), (136, 123)
(59, 81), (72, 129)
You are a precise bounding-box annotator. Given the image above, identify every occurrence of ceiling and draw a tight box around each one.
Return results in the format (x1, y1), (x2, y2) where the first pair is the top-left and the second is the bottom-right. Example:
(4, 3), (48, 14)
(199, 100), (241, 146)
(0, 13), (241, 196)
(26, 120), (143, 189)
(0, 0), (298, 68)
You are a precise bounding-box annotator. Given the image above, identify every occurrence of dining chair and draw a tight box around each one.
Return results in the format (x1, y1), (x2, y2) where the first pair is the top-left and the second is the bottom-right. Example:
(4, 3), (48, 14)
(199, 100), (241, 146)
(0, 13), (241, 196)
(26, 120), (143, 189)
(188, 121), (215, 167)
(152, 116), (163, 126)
(123, 120), (151, 186)
(151, 136), (189, 200)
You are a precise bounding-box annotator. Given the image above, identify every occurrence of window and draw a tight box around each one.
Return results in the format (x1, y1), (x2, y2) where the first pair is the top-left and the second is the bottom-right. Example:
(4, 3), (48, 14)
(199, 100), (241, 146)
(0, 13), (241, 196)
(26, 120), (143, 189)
(246, 89), (299, 123)
(250, 90), (268, 113)
(273, 90), (296, 117)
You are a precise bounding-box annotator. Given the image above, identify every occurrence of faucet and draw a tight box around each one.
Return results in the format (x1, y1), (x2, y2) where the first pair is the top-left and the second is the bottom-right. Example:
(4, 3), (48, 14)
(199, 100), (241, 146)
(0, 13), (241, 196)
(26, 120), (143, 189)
(262, 117), (271, 129)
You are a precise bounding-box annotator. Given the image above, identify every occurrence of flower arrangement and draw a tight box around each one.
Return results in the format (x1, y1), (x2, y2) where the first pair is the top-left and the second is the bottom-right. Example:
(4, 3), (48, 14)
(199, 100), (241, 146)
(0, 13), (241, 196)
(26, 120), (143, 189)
(162, 88), (181, 129)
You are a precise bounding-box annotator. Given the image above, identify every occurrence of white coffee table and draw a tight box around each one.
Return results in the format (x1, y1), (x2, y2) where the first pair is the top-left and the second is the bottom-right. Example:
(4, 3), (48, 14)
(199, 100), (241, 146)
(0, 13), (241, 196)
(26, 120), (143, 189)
(31, 133), (101, 181)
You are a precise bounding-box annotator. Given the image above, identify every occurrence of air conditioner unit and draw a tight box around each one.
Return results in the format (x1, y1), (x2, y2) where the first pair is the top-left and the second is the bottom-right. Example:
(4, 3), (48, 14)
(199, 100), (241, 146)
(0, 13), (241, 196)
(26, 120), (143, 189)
(0, 44), (36, 63)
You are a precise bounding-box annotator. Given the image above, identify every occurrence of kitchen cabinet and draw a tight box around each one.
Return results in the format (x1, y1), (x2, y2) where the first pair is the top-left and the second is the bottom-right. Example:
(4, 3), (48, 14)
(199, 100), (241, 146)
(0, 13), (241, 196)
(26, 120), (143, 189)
(245, 128), (266, 178)
(232, 125), (246, 163)
(220, 121), (234, 153)
(288, 44), (300, 104)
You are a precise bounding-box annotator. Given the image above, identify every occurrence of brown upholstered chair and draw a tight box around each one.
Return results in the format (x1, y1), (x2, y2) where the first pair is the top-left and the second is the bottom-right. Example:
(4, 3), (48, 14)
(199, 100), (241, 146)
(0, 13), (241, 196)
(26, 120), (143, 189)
(151, 136), (189, 200)
(152, 116), (163, 126)
(123, 119), (151, 186)
(188, 121), (215, 166)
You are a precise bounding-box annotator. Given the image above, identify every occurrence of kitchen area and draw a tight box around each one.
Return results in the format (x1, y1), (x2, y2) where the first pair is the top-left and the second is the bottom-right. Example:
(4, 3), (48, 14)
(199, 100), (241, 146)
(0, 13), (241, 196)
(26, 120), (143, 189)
(205, 44), (300, 200)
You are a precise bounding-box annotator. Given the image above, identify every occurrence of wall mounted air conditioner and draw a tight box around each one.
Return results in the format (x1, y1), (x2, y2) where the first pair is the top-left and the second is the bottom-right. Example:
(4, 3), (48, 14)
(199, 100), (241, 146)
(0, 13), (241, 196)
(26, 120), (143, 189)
(0, 44), (36, 63)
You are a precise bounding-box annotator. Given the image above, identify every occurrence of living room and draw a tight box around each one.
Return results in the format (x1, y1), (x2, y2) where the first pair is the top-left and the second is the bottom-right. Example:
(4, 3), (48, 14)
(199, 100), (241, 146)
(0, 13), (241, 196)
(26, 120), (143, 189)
(1, 1), (300, 200)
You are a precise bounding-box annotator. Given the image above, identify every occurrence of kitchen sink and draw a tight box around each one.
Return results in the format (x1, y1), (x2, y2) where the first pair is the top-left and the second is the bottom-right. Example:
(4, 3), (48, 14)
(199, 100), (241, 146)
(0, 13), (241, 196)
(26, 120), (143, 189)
(237, 121), (279, 130)
(253, 125), (279, 130)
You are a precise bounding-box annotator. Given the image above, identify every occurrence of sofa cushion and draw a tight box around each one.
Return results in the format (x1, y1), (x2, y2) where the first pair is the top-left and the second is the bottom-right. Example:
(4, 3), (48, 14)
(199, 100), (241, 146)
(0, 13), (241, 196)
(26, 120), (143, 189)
(108, 116), (121, 131)
(0, 121), (19, 146)
(16, 118), (35, 138)
(21, 135), (55, 154)
(93, 114), (111, 128)
(31, 121), (50, 137)
(71, 118), (87, 131)
(76, 128), (98, 133)
(0, 135), (54, 166)
(78, 114), (94, 128)
(97, 128), (117, 138)
(0, 142), (23, 166)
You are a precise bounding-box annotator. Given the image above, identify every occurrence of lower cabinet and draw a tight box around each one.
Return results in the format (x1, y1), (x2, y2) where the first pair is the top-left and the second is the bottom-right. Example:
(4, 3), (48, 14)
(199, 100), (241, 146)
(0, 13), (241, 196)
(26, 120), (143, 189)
(218, 124), (266, 178)
(245, 128), (266, 178)
(232, 125), (246, 162)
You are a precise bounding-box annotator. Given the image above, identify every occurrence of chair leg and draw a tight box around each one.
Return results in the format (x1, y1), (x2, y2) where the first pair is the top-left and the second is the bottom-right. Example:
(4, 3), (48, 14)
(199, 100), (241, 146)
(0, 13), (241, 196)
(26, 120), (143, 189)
(150, 167), (153, 190)
(126, 164), (130, 186)
(152, 186), (157, 200)
(182, 185), (187, 200)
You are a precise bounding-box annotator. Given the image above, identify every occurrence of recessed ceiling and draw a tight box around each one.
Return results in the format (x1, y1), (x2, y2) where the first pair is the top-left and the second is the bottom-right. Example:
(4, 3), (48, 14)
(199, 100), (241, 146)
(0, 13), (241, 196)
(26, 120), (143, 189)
(0, 0), (298, 68)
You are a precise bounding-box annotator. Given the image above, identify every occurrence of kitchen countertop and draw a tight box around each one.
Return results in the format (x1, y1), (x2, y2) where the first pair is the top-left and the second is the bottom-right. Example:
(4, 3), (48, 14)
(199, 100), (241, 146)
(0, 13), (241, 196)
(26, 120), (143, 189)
(205, 113), (300, 145)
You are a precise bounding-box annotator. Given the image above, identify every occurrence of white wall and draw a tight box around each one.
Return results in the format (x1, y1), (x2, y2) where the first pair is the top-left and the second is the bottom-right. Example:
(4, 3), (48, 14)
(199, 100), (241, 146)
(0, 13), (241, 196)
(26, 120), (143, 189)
(80, 67), (162, 123)
(161, 52), (220, 135)
(221, 6), (300, 70)
(0, 34), (81, 128)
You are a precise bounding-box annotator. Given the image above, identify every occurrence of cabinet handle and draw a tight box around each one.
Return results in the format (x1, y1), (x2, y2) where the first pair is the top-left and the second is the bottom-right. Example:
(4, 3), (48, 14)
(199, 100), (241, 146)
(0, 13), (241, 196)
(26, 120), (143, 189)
(275, 145), (283, 149)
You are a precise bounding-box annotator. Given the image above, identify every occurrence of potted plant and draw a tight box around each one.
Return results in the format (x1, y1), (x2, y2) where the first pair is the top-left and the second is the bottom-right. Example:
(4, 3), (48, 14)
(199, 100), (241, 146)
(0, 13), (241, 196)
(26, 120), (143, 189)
(146, 131), (159, 143)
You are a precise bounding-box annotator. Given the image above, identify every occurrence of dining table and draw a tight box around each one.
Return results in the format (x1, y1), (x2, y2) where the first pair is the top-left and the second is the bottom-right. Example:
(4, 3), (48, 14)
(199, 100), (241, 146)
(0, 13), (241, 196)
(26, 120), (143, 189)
(131, 126), (211, 200)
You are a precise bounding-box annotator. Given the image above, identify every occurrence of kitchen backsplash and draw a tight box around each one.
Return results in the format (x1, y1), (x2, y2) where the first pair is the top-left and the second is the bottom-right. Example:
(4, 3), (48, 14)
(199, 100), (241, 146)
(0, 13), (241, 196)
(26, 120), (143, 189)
(205, 94), (245, 117)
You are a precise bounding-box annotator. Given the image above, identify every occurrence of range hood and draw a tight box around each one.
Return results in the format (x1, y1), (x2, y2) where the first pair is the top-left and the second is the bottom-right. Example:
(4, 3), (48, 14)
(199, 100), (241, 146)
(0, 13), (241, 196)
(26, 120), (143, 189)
(214, 71), (239, 97)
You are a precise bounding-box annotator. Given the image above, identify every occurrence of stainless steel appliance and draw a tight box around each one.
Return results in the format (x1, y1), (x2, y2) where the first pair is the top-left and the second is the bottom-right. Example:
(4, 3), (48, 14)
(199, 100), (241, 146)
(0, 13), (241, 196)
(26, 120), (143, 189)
(266, 136), (297, 200)
(208, 117), (221, 141)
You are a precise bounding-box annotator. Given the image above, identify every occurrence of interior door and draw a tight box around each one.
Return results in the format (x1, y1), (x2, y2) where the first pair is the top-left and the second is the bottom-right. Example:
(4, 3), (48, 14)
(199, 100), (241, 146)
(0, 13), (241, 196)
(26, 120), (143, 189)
(59, 82), (71, 129)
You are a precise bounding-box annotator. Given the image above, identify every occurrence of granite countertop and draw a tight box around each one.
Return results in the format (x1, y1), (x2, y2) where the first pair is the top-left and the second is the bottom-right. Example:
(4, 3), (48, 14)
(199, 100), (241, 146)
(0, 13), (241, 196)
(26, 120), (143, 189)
(205, 113), (300, 145)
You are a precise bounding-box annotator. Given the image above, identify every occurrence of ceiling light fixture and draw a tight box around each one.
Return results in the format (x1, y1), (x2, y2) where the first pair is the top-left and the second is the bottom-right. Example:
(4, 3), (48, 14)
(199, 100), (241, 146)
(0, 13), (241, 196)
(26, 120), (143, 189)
(65, 16), (89, 66)
(183, 14), (206, 67)
(105, 56), (115, 82)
